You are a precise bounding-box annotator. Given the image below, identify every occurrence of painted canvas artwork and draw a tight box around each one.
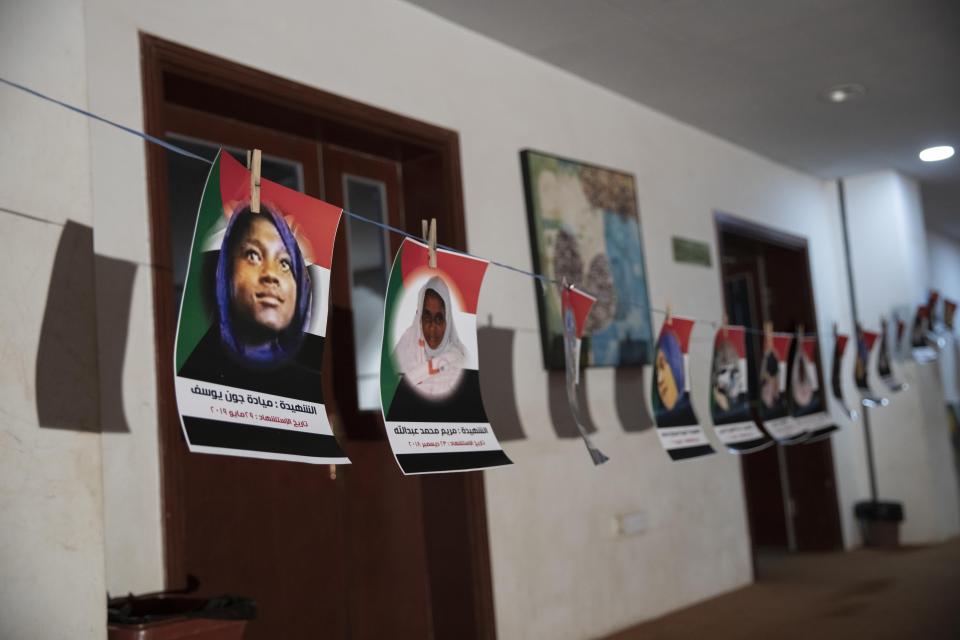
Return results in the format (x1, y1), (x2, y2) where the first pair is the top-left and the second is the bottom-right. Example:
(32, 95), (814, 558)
(521, 149), (654, 369)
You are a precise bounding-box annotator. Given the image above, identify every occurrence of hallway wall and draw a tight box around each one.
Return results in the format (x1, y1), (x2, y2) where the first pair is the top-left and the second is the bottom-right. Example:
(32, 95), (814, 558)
(843, 171), (960, 544)
(0, 1), (107, 638)
(5, 1), (956, 638)
(78, 2), (860, 638)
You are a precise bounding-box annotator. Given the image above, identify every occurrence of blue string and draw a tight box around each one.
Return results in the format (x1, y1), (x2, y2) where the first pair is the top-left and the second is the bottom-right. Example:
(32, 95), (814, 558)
(0, 76), (565, 286)
(0, 77), (213, 164)
(2, 75), (838, 339)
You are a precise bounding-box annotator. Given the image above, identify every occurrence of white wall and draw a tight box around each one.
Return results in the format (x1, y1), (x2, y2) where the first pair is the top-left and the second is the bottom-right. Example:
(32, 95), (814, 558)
(0, 1), (107, 639)
(843, 171), (960, 544)
(8, 0), (955, 638)
(75, 2), (865, 638)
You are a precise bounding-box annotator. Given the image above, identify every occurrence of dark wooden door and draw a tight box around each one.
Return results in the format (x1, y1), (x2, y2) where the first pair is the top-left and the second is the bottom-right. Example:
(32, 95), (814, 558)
(723, 266), (790, 550)
(717, 215), (844, 554)
(322, 144), (434, 638)
(159, 107), (351, 639)
(143, 35), (496, 640)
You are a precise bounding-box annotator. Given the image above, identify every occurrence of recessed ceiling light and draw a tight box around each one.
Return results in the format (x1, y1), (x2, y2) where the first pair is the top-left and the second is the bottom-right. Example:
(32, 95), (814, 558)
(820, 83), (866, 103)
(919, 145), (955, 162)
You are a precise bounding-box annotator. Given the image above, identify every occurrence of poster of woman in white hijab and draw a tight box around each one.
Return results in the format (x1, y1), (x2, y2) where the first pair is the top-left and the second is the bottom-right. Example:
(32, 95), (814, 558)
(651, 316), (714, 460)
(758, 329), (803, 443)
(173, 151), (349, 464)
(709, 325), (770, 453)
(787, 333), (837, 442)
(380, 238), (512, 474)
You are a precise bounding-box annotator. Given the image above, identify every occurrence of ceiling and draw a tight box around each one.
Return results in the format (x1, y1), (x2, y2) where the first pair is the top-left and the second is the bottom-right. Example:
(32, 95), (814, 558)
(404, 0), (960, 238)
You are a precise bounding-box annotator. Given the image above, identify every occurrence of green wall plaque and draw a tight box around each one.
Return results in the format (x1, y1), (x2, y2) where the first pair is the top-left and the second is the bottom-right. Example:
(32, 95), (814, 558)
(672, 236), (712, 267)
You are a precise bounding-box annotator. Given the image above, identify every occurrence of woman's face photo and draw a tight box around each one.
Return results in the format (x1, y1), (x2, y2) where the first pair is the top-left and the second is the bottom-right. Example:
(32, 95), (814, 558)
(792, 353), (814, 408)
(390, 274), (470, 400)
(421, 289), (447, 350)
(712, 341), (741, 412)
(230, 215), (297, 337)
(760, 350), (780, 408)
(655, 334), (682, 411)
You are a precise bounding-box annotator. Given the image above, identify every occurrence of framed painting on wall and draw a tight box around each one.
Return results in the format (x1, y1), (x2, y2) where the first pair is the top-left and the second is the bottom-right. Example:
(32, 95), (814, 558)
(521, 149), (654, 370)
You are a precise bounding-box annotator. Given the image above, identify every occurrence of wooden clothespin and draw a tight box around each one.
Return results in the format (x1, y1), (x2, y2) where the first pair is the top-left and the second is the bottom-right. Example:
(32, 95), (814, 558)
(249, 148), (262, 213)
(422, 218), (437, 268)
(665, 303), (673, 326)
(329, 464), (337, 480)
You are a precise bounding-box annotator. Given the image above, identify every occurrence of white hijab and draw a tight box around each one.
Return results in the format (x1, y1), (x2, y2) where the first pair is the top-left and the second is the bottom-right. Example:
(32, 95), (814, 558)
(415, 276), (465, 359)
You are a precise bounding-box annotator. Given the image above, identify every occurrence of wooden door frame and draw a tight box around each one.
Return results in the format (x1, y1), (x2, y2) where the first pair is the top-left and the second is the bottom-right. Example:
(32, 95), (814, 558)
(714, 212), (843, 559)
(140, 33), (495, 638)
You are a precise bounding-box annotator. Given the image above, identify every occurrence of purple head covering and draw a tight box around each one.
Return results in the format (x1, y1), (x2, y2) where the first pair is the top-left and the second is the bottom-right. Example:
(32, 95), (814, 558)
(658, 329), (685, 393)
(215, 204), (312, 367)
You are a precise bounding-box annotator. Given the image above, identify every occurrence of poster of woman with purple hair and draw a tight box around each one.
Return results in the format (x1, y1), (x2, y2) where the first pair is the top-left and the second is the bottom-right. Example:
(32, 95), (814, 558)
(173, 151), (349, 464)
(651, 315), (713, 460)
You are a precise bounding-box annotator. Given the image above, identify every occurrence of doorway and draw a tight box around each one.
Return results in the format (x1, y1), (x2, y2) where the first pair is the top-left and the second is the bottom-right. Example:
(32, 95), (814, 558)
(716, 214), (843, 558)
(142, 35), (494, 639)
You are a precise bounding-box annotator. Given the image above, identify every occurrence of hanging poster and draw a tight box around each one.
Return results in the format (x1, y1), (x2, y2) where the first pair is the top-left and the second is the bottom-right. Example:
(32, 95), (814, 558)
(928, 289), (941, 323)
(894, 313), (908, 361)
(855, 325), (888, 407)
(788, 333), (838, 442)
(173, 151), (349, 464)
(911, 304), (931, 347)
(561, 283), (609, 464)
(912, 301), (938, 362)
(831, 328), (859, 420)
(380, 237), (513, 474)
(877, 317), (907, 392)
(759, 329), (802, 443)
(652, 316), (714, 460)
(709, 326), (771, 453)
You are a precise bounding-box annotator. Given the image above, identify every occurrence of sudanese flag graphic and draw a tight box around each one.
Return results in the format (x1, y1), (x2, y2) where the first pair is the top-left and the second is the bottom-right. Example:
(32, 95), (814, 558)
(380, 237), (512, 474)
(561, 284), (609, 465)
(855, 325), (888, 408)
(787, 334), (838, 442)
(708, 325), (771, 453)
(758, 330), (803, 443)
(173, 150), (349, 464)
(651, 316), (714, 460)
